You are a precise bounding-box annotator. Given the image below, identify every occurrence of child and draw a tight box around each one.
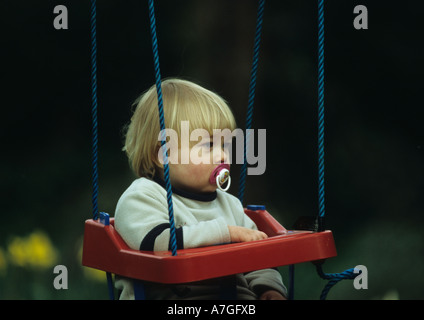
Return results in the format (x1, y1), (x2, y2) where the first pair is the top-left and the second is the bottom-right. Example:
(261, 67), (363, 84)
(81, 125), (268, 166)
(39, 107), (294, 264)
(114, 78), (287, 300)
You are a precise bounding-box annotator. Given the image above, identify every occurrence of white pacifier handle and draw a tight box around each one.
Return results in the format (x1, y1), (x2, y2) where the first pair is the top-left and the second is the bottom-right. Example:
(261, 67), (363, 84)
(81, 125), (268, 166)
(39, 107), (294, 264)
(210, 164), (231, 192)
(216, 170), (231, 192)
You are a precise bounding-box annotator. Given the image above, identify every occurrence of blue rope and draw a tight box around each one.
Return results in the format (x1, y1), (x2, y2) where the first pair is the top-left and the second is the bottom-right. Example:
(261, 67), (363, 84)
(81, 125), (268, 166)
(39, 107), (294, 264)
(148, 0), (178, 256)
(317, 0), (325, 219)
(90, 0), (99, 220)
(316, 264), (360, 300)
(238, 0), (265, 204)
(314, 1), (362, 300)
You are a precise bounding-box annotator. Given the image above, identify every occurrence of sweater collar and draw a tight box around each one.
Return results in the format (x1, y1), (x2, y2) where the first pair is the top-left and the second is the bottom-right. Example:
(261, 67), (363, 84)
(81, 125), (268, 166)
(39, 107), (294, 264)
(153, 176), (217, 202)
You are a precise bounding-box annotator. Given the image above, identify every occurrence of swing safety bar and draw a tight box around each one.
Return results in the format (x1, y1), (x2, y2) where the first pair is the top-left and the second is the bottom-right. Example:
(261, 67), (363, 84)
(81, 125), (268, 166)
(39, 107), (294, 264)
(82, 207), (337, 284)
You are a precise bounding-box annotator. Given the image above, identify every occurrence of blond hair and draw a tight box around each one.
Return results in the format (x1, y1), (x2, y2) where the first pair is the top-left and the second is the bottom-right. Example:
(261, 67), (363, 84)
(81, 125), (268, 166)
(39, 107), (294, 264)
(123, 78), (237, 177)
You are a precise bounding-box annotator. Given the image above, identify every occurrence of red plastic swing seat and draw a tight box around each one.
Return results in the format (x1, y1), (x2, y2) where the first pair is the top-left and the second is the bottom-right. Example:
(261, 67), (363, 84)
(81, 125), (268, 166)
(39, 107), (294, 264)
(82, 208), (337, 284)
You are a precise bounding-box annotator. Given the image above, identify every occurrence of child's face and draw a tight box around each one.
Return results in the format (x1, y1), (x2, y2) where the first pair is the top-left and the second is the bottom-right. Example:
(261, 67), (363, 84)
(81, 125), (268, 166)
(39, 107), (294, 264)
(168, 132), (231, 193)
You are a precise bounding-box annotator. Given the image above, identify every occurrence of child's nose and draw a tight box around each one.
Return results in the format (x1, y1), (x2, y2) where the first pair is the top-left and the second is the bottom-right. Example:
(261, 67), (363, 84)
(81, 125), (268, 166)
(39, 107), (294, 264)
(213, 145), (229, 164)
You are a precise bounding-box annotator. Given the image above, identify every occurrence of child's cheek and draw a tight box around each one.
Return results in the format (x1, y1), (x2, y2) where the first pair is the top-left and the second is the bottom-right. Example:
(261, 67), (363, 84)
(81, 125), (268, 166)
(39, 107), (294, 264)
(188, 164), (207, 177)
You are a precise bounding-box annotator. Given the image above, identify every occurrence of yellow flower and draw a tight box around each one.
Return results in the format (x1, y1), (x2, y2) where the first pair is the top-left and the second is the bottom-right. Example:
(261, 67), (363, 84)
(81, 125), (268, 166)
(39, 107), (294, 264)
(83, 266), (107, 282)
(0, 247), (7, 275)
(27, 231), (58, 268)
(7, 237), (27, 267)
(7, 230), (58, 269)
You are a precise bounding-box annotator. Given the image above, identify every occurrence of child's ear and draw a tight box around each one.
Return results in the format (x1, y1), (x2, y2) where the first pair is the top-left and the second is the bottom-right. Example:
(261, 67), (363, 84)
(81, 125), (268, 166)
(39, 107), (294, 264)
(153, 144), (164, 169)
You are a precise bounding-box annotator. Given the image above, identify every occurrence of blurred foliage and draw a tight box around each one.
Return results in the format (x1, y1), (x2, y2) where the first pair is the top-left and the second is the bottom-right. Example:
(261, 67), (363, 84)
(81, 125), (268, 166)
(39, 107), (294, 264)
(0, 0), (423, 299)
(7, 230), (58, 268)
(0, 229), (107, 299)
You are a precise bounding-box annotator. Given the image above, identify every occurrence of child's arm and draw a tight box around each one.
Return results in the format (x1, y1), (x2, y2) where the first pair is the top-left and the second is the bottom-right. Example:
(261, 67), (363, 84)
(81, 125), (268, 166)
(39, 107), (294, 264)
(115, 188), (233, 251)
(227, 226), (268, 242)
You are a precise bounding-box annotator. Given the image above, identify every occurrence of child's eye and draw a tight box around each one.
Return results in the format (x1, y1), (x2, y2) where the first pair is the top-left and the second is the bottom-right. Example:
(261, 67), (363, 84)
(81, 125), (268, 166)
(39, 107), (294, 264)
(201, 141), (213, 149)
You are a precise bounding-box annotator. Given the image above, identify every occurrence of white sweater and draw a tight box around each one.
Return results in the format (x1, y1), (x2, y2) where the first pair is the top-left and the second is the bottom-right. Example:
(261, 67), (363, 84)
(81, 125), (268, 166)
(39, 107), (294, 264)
(114, 177), (287, 300)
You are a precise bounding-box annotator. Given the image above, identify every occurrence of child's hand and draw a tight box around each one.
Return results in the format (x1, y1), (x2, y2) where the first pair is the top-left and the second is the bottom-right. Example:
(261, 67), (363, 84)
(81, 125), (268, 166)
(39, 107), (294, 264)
(228, 226), (268, 243)
(259, 290), (287, 300)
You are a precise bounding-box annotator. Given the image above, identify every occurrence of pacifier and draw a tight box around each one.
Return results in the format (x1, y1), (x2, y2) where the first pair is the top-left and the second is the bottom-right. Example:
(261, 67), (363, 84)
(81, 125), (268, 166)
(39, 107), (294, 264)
(209, 164), (231, 192)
